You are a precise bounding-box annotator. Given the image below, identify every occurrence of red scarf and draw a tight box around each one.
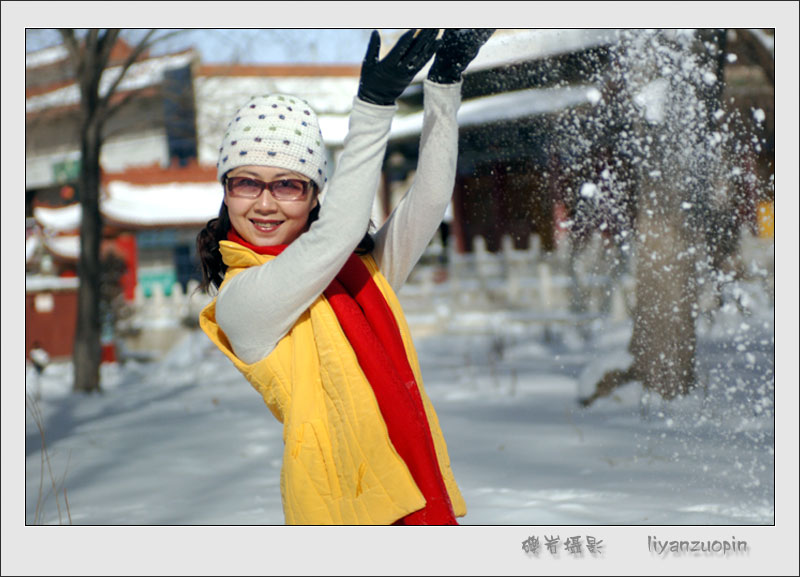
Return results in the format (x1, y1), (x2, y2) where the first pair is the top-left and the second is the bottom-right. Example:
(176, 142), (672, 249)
(226, 230), (457, 525)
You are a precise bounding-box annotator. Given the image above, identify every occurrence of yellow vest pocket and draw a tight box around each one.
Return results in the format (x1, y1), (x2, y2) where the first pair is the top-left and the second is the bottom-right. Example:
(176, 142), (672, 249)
(287, 420), (342, 501)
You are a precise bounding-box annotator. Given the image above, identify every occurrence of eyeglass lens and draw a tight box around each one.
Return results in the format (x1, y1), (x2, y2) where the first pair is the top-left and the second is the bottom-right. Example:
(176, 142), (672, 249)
(227, 177), (309, 200)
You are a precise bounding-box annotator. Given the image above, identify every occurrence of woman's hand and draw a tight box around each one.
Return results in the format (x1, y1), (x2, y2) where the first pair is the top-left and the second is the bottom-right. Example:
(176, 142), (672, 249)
(358, 29), (440, 106)
(428, 29), (495, 84)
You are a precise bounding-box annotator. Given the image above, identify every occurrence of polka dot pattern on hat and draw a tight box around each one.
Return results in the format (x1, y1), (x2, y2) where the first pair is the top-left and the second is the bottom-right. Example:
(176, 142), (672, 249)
(216, 94), (328, 190)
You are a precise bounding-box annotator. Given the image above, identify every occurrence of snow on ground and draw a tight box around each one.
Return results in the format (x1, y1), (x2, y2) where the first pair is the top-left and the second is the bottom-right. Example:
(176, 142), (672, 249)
(23, 275), (775, 527)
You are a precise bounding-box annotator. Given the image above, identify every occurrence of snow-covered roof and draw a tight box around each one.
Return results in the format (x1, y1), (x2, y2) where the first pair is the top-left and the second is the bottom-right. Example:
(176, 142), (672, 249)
(390, 84), (602, 140)
(102, 180), (221, 227)
(26, 44), (68, 68)
(26, 51), (196, 114)
(26, 274), (80, 292)
(43, 235), (80, 260)
(32, 180), (223, 232)
(469, 29), (620, 73)
(33, 204), (82, 233)
(411, 29), (622, 82)
(194, 75), (358, 116)
(748, 28), (775, 57)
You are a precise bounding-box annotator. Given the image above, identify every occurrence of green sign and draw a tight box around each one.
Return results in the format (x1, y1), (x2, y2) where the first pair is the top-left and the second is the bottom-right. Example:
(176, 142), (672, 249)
(138, 268), (177, 298)
(52, 159), (81, 184)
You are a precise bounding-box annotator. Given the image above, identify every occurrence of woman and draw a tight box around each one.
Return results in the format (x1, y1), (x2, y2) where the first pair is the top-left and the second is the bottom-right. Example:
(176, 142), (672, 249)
(197, 29), (493, 525)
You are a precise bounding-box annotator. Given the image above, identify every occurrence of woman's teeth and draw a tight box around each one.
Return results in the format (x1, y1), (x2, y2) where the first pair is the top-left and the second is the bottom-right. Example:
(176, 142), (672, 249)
(252, 220), (281, 232)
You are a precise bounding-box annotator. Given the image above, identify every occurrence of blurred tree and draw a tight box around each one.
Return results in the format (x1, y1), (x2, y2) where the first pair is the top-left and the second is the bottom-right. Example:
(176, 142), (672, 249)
(580, 29), (772, 405)
(57, 29), (179, 393)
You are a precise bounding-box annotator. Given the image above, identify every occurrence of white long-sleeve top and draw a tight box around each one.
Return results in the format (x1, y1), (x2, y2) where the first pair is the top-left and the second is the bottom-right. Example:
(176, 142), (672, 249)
(216, 79), (462, 365)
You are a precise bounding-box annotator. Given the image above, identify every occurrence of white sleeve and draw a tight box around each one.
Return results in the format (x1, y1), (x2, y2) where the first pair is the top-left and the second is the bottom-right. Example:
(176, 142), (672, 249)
(215, 98), (397, 365)
(372, 79), (462, 290)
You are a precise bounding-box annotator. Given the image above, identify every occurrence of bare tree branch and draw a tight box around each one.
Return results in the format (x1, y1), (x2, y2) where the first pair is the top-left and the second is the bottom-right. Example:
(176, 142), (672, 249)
(97, 29), (156, 117)
(58, 29), (81, 77)
(83, 29), (100, 86)
(96, 28), (121, 72)
(101, 30), (191, 121)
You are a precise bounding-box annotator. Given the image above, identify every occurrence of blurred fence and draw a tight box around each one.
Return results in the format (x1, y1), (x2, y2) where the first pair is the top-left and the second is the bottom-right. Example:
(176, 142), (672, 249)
(399, 232), (636, 338)
(116, 279), (212, 361)
(116, 229), (774, 358)
(399, 229), (774, 338)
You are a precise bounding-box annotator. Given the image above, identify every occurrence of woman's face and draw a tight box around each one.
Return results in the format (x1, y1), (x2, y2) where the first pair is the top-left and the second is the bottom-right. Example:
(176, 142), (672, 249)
(223, 165), (318, 247)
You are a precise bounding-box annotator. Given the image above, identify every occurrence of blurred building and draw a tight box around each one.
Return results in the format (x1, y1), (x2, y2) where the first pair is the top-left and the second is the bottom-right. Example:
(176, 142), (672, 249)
(26, 39), (201, 361)
(25, 29), (774, 360)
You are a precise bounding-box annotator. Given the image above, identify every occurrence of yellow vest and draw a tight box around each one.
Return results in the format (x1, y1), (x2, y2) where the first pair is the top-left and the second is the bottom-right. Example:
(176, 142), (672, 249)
(199, 241), (467, 524)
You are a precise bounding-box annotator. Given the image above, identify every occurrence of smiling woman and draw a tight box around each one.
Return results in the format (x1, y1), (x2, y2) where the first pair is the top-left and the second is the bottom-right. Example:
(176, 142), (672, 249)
(223, 166), (318, 246)
(195, 29), (493, 526)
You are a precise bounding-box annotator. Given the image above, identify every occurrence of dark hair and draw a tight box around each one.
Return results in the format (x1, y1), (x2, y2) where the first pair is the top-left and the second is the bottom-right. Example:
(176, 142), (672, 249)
(197, 200), (231, 294)
(196, 186), (374, 294)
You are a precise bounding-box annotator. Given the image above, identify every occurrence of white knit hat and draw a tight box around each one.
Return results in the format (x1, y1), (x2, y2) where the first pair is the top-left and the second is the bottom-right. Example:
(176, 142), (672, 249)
(216, 94), (328, 190)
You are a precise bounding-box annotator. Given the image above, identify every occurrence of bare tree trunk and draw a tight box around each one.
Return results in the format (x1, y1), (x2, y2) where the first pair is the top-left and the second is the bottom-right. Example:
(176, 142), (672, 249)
(64, 29), (112, 394)
(583, 30), (715, 405)
(73, 116), (103, 393)
(628, 30), (728, 400)
(628, 175), (697, 399)
(60, 28), (159, 393)
(626, 36), (699, 400)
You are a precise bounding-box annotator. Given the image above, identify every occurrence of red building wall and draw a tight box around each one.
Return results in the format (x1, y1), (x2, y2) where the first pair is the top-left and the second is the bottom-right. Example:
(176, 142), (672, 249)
(26, 288), (78, 361)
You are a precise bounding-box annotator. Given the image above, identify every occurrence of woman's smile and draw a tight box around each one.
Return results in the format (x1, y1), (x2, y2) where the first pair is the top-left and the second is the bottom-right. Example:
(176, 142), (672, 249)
(251, 218), (284, 233)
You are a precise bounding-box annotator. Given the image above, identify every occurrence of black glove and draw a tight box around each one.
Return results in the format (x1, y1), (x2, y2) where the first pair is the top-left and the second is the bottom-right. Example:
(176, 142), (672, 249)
(358, 29), (440, 106)
(428, 29), (495, 84)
